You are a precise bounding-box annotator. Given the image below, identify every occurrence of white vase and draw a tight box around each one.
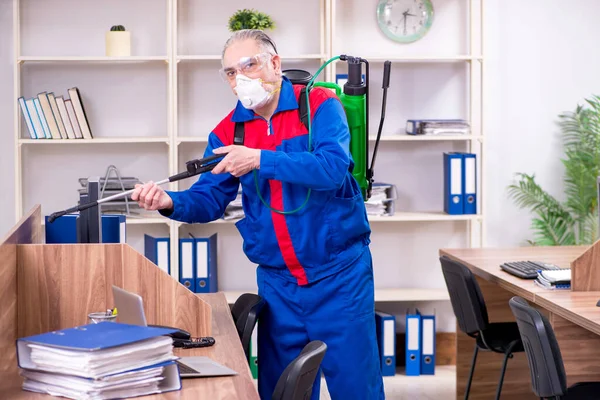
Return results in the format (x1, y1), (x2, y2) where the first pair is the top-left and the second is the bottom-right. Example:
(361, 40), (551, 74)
(105, 31), (131, 57)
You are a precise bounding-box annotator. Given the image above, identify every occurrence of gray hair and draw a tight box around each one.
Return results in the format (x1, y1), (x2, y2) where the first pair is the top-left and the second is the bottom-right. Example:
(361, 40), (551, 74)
(221, 29), (278, 61)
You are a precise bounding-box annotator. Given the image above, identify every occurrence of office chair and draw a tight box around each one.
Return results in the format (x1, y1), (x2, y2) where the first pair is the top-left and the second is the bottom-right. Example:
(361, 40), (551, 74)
(230, 293), (265, 361)
(439, 255), (524, 400)
(508, 296), (600, 399)
(272, 340), (327, 400)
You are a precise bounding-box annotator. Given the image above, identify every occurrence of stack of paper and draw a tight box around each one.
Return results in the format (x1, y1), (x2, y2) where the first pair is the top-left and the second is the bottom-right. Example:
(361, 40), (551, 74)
(534, 269), (571, 290)
(17, 322), (182, 400)
(223, 190), (244, 220)
(366, 183), (397, 217)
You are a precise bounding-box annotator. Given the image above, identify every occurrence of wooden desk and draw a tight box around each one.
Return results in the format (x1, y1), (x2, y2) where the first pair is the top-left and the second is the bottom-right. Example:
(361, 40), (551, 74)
(0, 205), (259, 399)
(440, 246), (600, 400)
(3, 292), (259, 400)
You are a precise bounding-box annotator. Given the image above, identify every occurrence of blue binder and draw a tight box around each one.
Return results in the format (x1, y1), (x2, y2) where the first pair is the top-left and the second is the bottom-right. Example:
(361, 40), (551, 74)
(193, 233), (218, 293)
(405, 310), (421, 376)
(16, 322), (182, 396)
(144, 234), (170, 275)
(45, 214), (125, 244)
(375, 311), (396, 376)
(420, 313), (436, 375)
(179, 237), (196, 292)
(443, 152), (464, 215)
(17, 322), (177, 356)
(462, 153), (477, 214)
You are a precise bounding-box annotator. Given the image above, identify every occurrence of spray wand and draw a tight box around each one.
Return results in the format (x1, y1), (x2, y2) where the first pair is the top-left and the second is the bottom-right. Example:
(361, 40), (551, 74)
(47, 154), (224, 223)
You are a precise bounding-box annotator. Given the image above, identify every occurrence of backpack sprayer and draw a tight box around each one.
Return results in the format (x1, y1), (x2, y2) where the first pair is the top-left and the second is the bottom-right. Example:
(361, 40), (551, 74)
(47, 55), (391, 225)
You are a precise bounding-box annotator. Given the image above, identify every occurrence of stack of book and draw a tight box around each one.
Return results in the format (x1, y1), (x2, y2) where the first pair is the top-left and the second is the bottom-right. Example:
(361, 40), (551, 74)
(534, 269), (571, 290)
(17, 322), (181, 399)
(18, 87), (93, 140)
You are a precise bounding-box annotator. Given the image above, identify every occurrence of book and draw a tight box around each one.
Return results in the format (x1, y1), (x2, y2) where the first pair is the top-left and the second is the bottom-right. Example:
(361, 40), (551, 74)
(534, 269), (571, 290)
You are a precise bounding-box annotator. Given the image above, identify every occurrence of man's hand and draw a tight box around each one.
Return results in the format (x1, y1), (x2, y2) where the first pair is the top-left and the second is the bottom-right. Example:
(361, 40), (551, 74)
(131, 181), (174, 211)
(212, 145), (261, 177)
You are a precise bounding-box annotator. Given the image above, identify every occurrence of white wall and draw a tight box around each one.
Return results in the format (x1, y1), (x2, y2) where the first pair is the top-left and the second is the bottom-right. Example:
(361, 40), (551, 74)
(0, 3), (14, 237)
(485, 0), (600, 246)
(3, 0), (600, 332)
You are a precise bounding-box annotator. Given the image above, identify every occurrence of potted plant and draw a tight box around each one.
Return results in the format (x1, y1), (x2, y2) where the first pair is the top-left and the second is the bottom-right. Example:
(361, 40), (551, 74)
(228, 9), (275, 32)
(106, 25), (131, 57)
(507, 95), (600, 246)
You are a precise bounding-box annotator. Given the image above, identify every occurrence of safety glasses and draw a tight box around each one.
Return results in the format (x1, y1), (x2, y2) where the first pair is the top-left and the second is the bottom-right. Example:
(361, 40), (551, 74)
(219, 52), (273, 82)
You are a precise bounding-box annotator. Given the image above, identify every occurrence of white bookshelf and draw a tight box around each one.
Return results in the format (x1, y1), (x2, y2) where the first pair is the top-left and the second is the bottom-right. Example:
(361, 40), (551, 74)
(13, 0), (484, 306)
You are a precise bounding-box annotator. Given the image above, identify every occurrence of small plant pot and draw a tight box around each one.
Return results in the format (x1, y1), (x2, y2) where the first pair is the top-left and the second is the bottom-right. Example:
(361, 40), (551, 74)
(105, 31), (131, 57)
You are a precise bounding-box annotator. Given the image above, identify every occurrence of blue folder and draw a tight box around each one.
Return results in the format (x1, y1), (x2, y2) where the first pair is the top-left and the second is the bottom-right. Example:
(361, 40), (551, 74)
(405, 310), (422, 376)
(375, 311), (396, 376)
(144, 234), (171, 275)
(193, 233), (218, 293)
(443, 152), (464, 215)
(420, 312), (436, 375)
(462, 153), (477, 214)
(45, 214), (125, 243)
(179, 237), (196, 292)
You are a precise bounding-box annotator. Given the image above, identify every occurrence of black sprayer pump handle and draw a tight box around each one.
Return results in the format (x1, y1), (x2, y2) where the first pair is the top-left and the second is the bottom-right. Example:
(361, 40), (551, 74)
(382, 60), (391, 89)
(367, 60), (391, 199)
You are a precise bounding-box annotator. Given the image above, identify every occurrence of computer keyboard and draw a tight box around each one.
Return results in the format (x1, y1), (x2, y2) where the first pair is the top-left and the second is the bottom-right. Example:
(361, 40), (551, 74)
(176, 361), (199, 375)
(500, 260), (563, 279)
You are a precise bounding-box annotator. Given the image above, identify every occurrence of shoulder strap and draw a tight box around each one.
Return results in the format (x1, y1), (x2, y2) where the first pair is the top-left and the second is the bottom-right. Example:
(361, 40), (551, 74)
(234, 122), (245, 146)
(233, 86), (310, 144)
(298, 87), (309, 130)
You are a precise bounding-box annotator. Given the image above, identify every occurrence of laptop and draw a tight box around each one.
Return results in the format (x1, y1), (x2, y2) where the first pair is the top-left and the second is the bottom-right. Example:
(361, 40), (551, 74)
(111, 285), (238, 378)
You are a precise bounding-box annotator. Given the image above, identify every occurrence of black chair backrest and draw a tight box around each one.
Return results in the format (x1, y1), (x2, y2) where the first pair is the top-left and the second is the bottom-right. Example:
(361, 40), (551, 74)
(439, 255), (489, 335)
(231, 293), (265, 361)
(508, 296), (567, 398)
(272, 340), (327, 400)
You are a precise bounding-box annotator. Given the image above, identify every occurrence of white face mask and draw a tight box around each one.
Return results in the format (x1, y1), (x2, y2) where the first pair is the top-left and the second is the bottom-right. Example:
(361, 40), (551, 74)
(234, 74), (274, 110)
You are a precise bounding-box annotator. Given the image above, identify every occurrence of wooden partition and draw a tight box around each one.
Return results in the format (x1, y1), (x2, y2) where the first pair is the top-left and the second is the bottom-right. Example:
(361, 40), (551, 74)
(17, 244), (212, 339)
(0, 206), (42, 392)
(0, 205), (213, 392)
(571, 239), (600, 291)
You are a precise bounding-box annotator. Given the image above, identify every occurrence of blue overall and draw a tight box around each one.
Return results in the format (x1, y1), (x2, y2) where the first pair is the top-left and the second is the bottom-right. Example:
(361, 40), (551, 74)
(160, 77), (385, 399)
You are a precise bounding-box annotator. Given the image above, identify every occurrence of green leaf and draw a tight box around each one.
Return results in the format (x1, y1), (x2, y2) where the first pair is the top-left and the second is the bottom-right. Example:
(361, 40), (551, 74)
(507, 94), (600, 246)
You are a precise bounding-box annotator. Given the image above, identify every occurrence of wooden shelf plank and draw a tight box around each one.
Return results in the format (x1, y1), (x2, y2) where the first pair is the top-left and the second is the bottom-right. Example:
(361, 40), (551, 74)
(222, 287), (449, 304)
(18, 56), (168, 62)
(353, 55), (483, 62)
(174, 212), (481, 225)
(177, 135), (482, 144)
(19, 137), (170, 144)
(178, 54), (325, 61)
(40, 215), (169, 226)
(368, 212), (482, 222)
(371, 135), (482, 142)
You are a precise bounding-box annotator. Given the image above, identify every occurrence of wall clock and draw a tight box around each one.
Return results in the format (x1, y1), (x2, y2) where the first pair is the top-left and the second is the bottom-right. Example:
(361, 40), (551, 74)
(376, 0), (434, 44)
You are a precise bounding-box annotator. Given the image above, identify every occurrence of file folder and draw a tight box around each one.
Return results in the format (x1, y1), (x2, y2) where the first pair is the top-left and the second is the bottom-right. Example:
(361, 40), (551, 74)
(178, 238), (196, 292)
(250, 322), (258, 379)
(405, 310), (421, 376)
(463, 153), (477, 214)
(443, 152), (464, 215)
(144, 234), (170, 275)
(375, 311), (396, 376)
(194, 233), (218, 293)
(45, 214), (125, 244)
(420, 313), (436, 375)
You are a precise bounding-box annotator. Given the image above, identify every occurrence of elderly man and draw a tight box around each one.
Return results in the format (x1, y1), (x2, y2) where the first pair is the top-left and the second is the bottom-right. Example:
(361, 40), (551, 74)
(132, 29), (385, 399)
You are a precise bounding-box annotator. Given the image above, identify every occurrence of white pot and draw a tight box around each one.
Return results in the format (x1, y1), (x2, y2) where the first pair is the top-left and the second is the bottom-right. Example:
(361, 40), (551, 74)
(105, 31), (131, 57)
